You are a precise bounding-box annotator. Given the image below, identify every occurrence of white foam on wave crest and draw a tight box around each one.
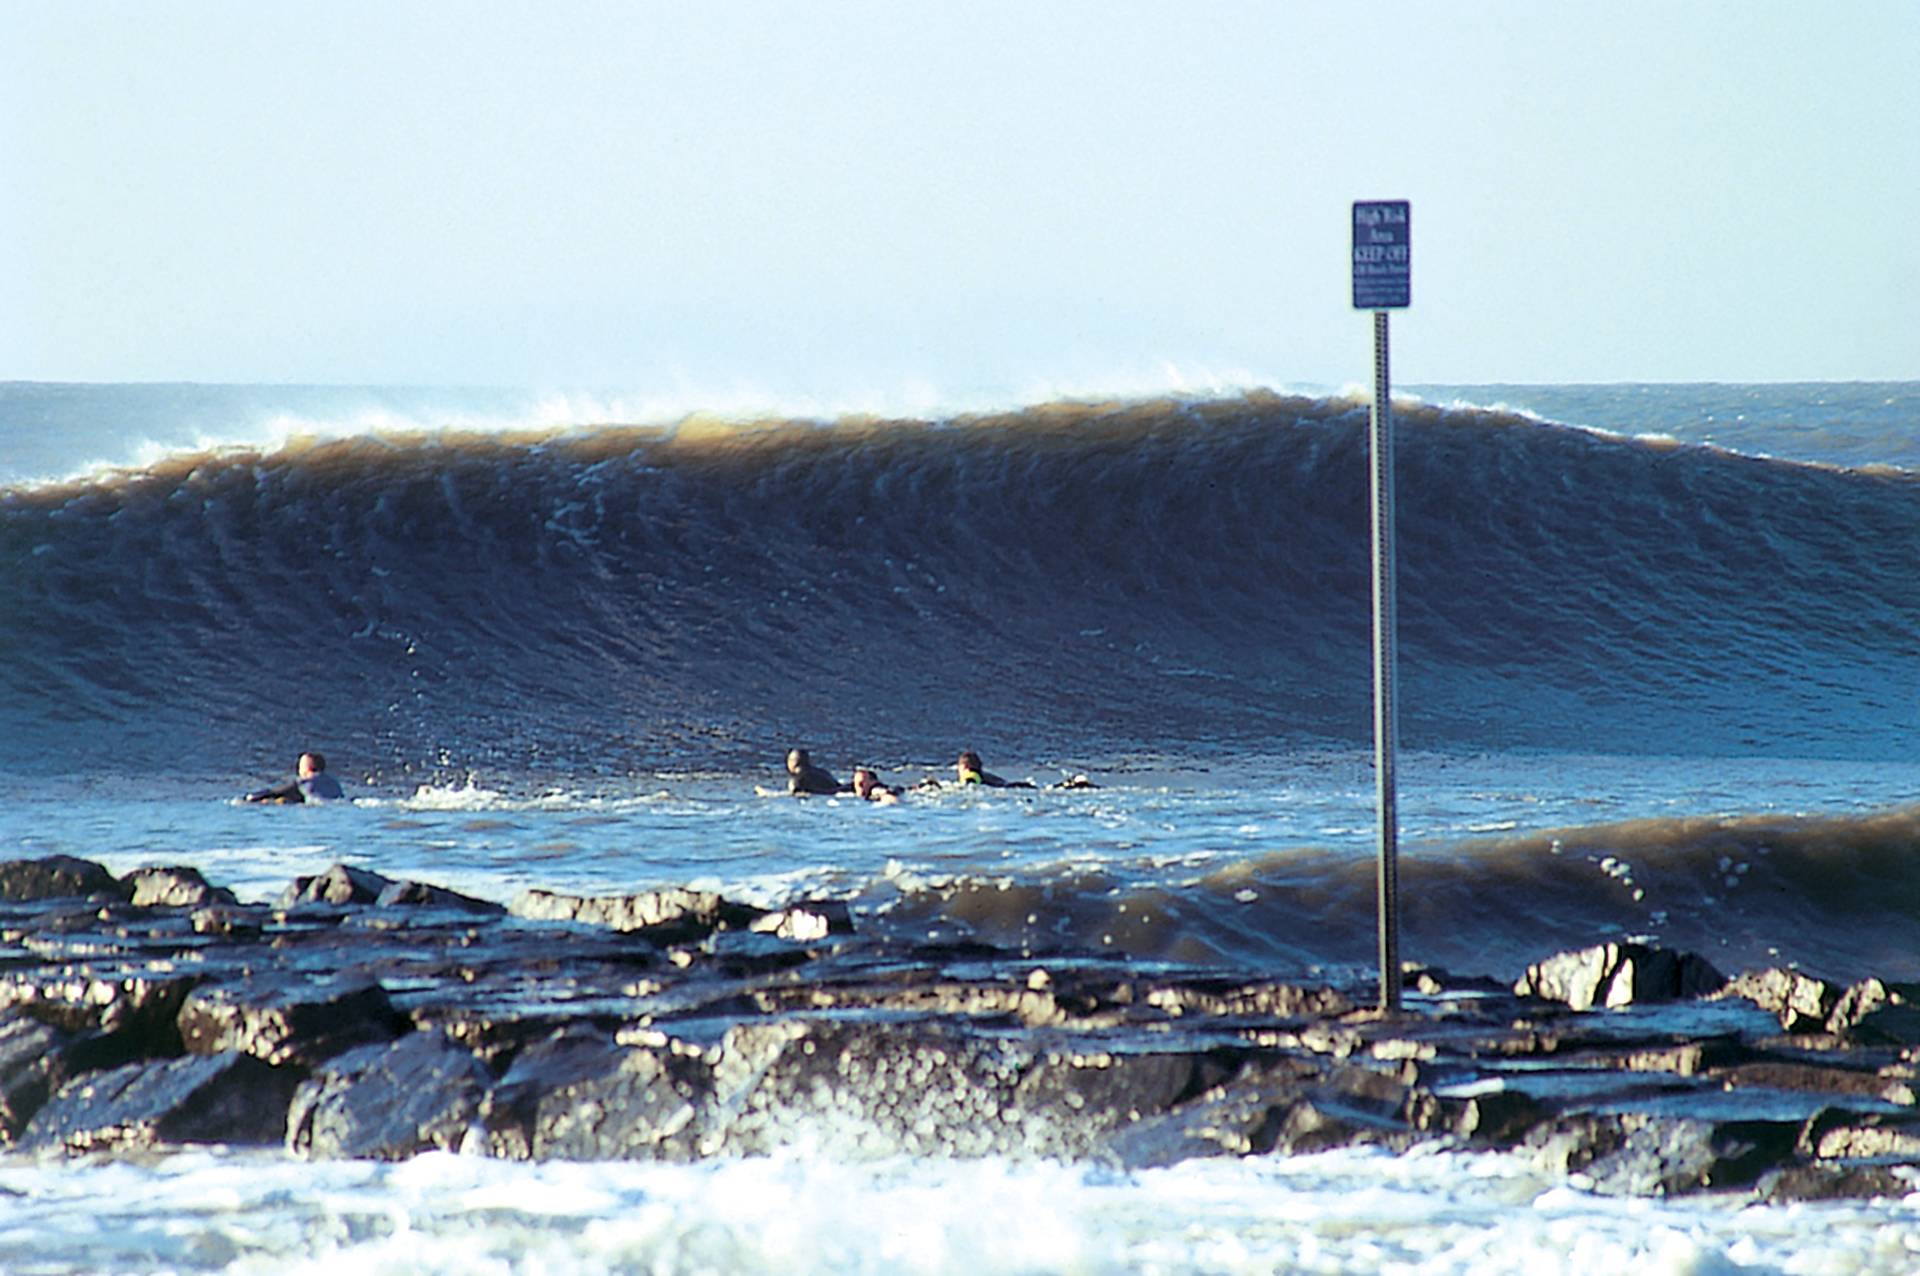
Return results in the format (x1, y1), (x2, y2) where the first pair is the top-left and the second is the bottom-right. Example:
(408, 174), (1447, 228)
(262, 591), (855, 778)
(0, 1146), (1913, 1275)
(1010, 360), (1329, 410)
(4, 368), (1355, 490)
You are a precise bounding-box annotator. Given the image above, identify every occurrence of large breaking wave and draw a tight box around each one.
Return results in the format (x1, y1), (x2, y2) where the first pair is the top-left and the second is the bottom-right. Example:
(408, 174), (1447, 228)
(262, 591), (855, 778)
(4, 391), (1916, 783)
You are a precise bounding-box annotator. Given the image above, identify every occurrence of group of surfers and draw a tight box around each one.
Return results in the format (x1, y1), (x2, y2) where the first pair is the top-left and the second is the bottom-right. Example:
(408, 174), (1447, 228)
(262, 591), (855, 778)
(241, 746), (1090, 808)
(784, 748), (1093, 804)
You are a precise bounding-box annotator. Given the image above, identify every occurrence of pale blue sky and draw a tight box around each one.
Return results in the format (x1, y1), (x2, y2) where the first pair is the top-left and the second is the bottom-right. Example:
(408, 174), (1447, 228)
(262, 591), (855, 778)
(4, 2), (1915, 398)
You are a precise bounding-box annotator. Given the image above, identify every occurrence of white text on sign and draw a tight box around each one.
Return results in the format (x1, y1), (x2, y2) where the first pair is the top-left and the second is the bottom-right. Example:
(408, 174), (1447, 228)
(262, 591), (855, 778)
(1351, 200), (1410, 310)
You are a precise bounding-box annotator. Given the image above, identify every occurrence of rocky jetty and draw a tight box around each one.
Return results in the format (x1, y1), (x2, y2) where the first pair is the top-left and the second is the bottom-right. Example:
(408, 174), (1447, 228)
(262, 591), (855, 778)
(2, 853), (1917, 1201)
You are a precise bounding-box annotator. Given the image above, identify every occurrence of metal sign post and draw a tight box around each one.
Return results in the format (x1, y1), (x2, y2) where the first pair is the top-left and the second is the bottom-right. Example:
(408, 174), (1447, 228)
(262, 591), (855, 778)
(1352, 199), (1409, 1012)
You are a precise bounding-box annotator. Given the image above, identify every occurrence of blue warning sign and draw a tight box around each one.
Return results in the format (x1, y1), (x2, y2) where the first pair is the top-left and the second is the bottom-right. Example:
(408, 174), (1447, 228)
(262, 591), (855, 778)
(1352, 201), (1410, 310)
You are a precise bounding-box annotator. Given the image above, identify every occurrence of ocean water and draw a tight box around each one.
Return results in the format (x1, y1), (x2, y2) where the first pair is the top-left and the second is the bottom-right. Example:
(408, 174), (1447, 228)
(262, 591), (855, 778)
(1, 379), (1917, 1272)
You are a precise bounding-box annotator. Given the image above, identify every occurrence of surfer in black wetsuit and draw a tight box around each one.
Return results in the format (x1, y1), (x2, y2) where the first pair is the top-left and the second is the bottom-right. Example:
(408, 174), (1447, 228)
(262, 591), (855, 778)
(785, 748), (846, 796)
(851, 767), (901, 805)
(920, 750), (1093, 790)
(245, 752), (346, 804)
(954, 750), (1033, 789)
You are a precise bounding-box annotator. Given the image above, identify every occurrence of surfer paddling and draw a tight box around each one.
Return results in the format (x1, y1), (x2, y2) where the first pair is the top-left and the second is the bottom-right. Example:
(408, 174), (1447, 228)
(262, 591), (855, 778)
(915, 749), (1096, 790)
(851, 767), (901, 805)
(244, 752), (345, 804)
(785, 748), (847, 796)
(778, 748), (1091, 799)
(953, 749), (1031, 788)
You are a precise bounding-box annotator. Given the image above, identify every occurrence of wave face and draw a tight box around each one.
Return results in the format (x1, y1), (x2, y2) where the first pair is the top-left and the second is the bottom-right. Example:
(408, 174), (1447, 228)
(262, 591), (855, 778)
(3, 391), (1916, 782)
(878, 805), (1920, 981)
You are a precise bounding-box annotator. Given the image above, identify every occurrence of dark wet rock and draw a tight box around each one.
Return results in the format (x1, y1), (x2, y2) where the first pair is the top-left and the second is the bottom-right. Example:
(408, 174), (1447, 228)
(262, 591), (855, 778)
(1012, 1047), (1202, 1140)
(20, 1051), (301, 1153)
(776, 976), (1068, 1029)
(747, 899), (854, 942)
(1527, 1113), (1800, 1196)
(1406, 1086), (1550, 1145)
(0, 970), (197, 1050)
(190, 904), (269, 939)
(705, 1019), (1019, 1158)
(1142, 979), (1353, 1021)
(1718, 967), (1839, 1032)
(1108, 1056), (1412, 1165)
(1611, 1037), (1753, 1078)
(1105, 1059), (1318, 1167)
(1711, 1057), (1911, 1106)
(0, 1013), (73, 1142)
(0, 855), (129, 903)
(127, 866), (238, 909)
(692, 928), (827, 981)
(375, 879), (507, 915)
(697, 1018), (1208, 1161)
(1828, 978), (1920, 1045)
(2, 854), (1920, 1196)
(1797, 1107), (1920, 1161)
(1273, 1091), (1411, 1154)
(1401, 963), (1507, 997)
(478, 1026), (704, 1161)
(178, 976), (408, 1067)
(1758, 1162), (1914, 1202)
(416, 1008), (567, 1071)
(1515, 942), (1725, 1010)
(278, 864), (394, 908)
(286, 1030), (494, 1160)
(1293, 1062), (1421, 1152)
(1525, 1111), (1631, 1177)
(510, 887), (766, 938)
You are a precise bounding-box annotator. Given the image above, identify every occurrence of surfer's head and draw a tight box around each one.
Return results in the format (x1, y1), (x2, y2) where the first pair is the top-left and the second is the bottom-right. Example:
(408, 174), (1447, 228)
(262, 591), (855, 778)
(298, 752), (327, 778)
(786, 748), (810, 775)
(956, 750), (983, 782)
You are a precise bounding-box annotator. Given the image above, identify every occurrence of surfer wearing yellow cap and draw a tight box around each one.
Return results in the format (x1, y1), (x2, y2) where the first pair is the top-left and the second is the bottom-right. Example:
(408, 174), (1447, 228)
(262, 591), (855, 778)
(955, 750), (1031, 788)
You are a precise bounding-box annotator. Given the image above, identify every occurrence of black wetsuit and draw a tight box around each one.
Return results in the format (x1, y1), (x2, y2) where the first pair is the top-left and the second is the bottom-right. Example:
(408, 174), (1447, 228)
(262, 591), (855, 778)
(246, 773), (345, 804)
(301, 772), (345, 801)
(962, 768), (1033, 789)
(789, 764), (844, 796)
